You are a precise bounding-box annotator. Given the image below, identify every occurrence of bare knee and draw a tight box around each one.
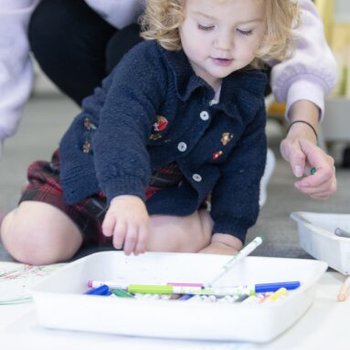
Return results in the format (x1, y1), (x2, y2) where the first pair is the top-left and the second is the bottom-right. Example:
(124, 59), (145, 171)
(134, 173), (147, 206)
(0, 202), (83, 265)
(147, 210), (212, 253)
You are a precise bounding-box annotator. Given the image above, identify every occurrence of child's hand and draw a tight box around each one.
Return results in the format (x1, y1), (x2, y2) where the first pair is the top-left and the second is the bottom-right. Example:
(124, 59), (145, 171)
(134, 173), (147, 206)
(102, 195), (149, 255)
(199, 233), (242, 255)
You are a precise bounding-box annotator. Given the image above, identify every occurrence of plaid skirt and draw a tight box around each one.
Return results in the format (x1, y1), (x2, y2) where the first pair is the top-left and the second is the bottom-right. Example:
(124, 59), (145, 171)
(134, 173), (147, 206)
(19, 150), (183, 247)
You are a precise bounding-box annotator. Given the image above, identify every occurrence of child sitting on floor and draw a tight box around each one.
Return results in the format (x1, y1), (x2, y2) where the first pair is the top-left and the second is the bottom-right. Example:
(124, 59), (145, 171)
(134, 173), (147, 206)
(1, 0), (298, 264)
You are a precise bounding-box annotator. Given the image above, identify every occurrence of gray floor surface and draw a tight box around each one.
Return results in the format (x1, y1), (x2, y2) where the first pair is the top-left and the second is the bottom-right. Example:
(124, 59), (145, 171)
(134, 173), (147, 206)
(0, 94), (349, 262)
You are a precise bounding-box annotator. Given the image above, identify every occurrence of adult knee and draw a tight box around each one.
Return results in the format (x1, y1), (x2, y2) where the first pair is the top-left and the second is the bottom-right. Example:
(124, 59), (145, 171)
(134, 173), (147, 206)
(29, 0), (69, 69)
(29, 0), (116, 104)
(105, 23), (143, 74)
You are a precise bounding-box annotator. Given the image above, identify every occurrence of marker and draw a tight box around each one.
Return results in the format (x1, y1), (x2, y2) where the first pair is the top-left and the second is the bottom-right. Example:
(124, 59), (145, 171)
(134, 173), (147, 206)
(241, 295), (261, 304)
(126, 281), (300, 296)
(168, 282), (203, 287)
(334, 227), (350, 238)
(205, 237), (263, 286)
(86, 279), (300, 295)
(254, 281), (300, 293)
(265, 287), (288, 301)
(85, 284), (111, 296)
(88, 280), (126, 289)
(127, 284), (247, 296)
(234, 294), (250, 303)
(178, 294), (194, 301)
(337, 276), (350, 302)
(111, 288), (134, 298)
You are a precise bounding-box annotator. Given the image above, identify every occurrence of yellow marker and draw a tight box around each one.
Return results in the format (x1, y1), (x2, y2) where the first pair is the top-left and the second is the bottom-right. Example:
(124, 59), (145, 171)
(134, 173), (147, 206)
(266, 287), (288, 301)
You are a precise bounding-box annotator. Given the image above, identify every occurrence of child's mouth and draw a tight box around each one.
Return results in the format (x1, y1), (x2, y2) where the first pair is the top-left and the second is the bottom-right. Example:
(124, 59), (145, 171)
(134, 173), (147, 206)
(212, 57), (233, 66)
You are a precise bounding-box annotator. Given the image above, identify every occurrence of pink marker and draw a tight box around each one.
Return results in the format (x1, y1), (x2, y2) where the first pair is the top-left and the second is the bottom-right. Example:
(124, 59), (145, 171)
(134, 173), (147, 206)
(167, 282), (203, 287)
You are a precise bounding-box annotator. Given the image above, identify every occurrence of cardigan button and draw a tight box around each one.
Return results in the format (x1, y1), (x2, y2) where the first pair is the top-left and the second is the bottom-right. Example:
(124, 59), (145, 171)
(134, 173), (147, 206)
(200, 111), (209, 121)
(82, 141), (91, 153)
(84, 117), (91, 129)
(192, 173), (202, 182)
(177, 142), (187, 152)
(84, 117), (96, 130)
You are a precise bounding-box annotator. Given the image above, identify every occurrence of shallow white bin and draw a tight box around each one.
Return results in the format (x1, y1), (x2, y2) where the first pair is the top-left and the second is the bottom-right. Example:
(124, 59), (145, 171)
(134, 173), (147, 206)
(30, 251), (327, 343)
(291, 211), (350, 274)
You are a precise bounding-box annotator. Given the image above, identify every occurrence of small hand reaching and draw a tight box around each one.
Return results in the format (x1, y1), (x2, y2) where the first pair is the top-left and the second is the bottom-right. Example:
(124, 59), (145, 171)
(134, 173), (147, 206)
(102, 195), (150, 255)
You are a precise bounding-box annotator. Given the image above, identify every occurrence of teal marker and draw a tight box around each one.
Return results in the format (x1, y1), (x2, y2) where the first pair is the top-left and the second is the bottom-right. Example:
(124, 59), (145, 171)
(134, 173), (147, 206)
(310, 167), (316, 175)
(111, 288), (134, 298)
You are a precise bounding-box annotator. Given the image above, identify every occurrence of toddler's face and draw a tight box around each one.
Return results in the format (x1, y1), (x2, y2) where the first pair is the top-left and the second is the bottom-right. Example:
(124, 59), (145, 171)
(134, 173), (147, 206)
(179, 0), (266, 89)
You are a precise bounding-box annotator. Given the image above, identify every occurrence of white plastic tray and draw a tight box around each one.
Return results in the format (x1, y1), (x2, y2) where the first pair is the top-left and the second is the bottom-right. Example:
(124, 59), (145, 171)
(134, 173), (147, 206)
(291, 211), (350, 275)
(30, 251), (327, 343)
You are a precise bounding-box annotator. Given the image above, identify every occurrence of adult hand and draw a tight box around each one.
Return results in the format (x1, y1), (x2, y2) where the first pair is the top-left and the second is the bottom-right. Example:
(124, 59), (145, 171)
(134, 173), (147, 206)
(102, 195), (150, 255)
(280, 137), (336, 199)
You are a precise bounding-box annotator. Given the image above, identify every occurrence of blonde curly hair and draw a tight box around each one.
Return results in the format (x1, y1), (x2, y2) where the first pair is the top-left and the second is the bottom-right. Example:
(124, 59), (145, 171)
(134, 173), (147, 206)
(140, 0), (299, 64)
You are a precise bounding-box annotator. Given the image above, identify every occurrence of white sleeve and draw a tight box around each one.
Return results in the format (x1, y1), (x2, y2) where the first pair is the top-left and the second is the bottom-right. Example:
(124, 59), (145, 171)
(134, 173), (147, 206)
(84, 0), (146, 29)
(270, 0), (337, 120)
(0, 0), (39, 156)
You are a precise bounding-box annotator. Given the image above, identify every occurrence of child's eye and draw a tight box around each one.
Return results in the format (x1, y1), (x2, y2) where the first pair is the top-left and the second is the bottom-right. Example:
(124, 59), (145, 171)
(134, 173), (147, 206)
(198, 24), (214, 31)
(237, 28), (253, 36)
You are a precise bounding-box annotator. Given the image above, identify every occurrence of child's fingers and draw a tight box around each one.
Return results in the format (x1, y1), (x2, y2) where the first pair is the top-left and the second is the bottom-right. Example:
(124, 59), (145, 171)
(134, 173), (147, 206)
(123, 225), (138, 255)
(112, 221), (127, 250)
(134, 225), (149, 255)
(101, 213), (116, 237)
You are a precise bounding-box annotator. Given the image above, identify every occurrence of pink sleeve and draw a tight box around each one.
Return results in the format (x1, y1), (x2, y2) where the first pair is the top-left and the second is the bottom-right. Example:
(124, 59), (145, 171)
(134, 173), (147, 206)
(270, 0), (337, 121)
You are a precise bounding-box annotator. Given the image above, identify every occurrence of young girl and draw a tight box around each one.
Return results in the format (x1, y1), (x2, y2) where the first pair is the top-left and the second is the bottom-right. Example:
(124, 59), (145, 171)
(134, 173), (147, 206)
(0, 1), (337, 200)
(1, 0), (298, 264)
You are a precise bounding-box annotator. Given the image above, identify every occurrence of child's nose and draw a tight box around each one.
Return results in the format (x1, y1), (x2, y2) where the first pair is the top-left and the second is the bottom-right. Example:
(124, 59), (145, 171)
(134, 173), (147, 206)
(214, 31), (233, 50)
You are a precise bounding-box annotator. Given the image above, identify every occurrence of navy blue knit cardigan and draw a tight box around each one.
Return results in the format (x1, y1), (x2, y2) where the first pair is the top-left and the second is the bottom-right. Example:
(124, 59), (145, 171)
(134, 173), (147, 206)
(59, 40), (267, 243)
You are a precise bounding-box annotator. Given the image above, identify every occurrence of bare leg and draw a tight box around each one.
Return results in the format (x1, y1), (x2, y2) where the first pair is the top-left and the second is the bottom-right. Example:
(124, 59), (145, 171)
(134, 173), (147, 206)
(0, 201), (83, 265)
(147, 209), (212, 252)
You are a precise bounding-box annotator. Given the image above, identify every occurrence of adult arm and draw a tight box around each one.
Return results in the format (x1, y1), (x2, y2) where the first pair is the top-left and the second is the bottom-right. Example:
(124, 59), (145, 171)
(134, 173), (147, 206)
(84, 0), (145, 29)
(0, 0), (39, 158)
(270, 0), (337, 198)
(271, 0), (337, 121)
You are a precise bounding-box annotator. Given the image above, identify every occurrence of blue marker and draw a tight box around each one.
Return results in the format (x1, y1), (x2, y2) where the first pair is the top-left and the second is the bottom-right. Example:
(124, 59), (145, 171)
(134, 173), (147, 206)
(85, 284), (111, 296)
(255, 281), (300, 293)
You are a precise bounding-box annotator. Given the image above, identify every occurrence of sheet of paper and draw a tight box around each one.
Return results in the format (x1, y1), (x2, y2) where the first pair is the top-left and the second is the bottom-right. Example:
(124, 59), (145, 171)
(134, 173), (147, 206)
(0, 262), (65, 304)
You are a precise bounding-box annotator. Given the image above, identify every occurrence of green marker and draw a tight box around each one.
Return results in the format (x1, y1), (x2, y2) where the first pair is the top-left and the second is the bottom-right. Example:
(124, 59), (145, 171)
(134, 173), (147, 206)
(127, 284), (256, 296)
